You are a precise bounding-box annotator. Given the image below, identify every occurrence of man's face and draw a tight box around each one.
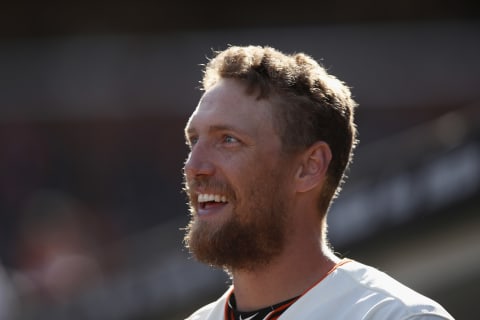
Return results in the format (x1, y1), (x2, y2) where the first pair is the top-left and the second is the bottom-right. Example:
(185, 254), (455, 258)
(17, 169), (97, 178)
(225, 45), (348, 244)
(183, 79), (295, 271)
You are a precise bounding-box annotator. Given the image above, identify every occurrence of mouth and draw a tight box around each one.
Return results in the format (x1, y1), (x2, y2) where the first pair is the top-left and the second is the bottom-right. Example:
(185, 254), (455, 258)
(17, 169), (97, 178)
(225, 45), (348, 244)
(196, 193), (229, 216)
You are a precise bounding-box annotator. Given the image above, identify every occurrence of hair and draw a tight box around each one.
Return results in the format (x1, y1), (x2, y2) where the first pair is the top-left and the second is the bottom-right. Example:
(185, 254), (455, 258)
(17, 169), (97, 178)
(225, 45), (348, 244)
(201, 45), (358, 215)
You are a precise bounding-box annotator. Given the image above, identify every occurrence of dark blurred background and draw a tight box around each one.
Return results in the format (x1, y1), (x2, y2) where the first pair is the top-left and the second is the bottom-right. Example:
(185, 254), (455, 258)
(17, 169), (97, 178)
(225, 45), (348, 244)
(0, 1), (479, 319)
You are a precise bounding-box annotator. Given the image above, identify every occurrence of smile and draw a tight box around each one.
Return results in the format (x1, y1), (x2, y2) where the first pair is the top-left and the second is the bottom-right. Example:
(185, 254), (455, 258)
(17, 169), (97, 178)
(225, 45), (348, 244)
(197, 193), (228, 203)
(197, 193), (229, 215)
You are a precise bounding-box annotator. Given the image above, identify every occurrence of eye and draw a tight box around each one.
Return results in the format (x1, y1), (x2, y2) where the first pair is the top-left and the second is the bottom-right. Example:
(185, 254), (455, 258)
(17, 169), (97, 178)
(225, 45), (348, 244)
(223, 135), (239, 144)
(186, 136), (198, 148)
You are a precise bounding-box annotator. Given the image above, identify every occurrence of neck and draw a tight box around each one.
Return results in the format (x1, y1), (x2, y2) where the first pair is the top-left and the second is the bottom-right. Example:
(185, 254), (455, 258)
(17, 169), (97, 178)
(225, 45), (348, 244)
(230, 230), (340, 312)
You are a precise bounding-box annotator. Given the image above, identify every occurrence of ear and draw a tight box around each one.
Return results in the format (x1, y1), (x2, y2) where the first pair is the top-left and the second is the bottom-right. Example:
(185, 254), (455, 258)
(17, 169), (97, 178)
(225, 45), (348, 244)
(294, 141), (332, 193)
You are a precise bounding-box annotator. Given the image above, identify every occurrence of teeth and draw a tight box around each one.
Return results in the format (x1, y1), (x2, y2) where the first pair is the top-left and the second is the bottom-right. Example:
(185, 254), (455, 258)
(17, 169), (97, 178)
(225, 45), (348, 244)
(197, 193), (228, 203)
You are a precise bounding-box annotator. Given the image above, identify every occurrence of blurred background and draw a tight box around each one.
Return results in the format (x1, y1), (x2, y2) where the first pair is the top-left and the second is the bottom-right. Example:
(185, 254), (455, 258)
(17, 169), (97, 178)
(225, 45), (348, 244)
(0, 1), (479, 319)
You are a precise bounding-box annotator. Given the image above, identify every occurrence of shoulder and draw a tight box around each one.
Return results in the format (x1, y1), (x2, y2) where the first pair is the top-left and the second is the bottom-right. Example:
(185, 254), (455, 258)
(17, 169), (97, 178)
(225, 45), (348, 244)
(185, 287), (232, 320)
(185, 301), (218, 320)
(284, 260), (454, 320)
(334, 260), (453, 319)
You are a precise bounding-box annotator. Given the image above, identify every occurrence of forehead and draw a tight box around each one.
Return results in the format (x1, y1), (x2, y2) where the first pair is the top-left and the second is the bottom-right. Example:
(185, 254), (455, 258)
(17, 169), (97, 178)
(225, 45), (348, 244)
(185, 79), (276, 135)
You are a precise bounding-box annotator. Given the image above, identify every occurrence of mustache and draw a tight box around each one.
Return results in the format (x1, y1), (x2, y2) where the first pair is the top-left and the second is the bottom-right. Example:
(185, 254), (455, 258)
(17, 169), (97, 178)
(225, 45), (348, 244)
(183, 176), (236, 201)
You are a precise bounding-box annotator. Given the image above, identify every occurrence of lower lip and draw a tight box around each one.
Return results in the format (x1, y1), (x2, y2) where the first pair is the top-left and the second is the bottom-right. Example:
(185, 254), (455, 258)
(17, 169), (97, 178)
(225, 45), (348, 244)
(197, 202), (229, 217)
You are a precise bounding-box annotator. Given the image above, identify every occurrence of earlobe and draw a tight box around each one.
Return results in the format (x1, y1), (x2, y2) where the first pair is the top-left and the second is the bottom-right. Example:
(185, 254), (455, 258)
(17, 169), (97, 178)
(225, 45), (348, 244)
(296, 142), (332, 193)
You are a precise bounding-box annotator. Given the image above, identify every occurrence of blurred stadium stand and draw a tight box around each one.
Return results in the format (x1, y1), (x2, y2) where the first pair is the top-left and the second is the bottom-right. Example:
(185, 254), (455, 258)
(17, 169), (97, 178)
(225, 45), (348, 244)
(0, 2), (479, 319)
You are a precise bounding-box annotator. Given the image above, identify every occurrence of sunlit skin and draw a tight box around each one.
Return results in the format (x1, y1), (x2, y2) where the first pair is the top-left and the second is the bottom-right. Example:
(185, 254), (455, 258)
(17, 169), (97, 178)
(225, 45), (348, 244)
(184, 78), (293, 270)
(183, 78), (338, 312)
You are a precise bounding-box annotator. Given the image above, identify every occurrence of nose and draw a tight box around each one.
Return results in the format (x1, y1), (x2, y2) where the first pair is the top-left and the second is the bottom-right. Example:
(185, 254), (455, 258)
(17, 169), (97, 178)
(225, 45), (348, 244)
(184, 142), (215, 179)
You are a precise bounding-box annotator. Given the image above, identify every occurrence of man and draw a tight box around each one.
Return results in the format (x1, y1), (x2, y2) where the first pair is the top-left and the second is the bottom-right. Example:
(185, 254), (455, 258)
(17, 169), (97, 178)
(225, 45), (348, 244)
(182, 45), (453, 320)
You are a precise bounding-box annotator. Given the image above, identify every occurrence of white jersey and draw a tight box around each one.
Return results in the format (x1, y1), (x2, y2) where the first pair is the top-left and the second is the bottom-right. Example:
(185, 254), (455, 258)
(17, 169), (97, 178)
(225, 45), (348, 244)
(186, 260), (454, 320)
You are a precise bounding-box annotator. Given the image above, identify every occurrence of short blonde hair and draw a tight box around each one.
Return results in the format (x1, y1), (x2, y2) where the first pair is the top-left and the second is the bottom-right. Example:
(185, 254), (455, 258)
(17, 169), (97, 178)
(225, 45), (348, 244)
(202, 45), (358, 214)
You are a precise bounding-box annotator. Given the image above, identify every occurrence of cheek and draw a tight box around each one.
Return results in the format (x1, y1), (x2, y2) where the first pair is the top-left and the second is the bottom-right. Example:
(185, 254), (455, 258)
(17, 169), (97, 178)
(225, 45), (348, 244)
(240, 166), (279, 206)
(223, 150), (287, 202)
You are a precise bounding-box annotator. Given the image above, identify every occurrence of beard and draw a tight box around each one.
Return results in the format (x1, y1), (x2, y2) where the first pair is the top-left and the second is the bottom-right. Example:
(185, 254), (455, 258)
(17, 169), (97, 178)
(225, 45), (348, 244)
(183, 167), (291, 272)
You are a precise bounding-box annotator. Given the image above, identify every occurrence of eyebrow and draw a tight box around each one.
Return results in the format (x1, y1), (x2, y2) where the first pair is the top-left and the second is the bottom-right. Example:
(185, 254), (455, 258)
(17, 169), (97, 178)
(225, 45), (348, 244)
(185, 124), (248, 138)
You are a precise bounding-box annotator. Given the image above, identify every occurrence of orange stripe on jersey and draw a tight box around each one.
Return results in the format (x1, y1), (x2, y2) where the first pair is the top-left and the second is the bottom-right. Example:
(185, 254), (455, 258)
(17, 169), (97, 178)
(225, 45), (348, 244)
(225, 259), (352, 320)
(224, 291), (235, 320)
(266, 259), (352, 320)
(300, 258), (352, 297)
